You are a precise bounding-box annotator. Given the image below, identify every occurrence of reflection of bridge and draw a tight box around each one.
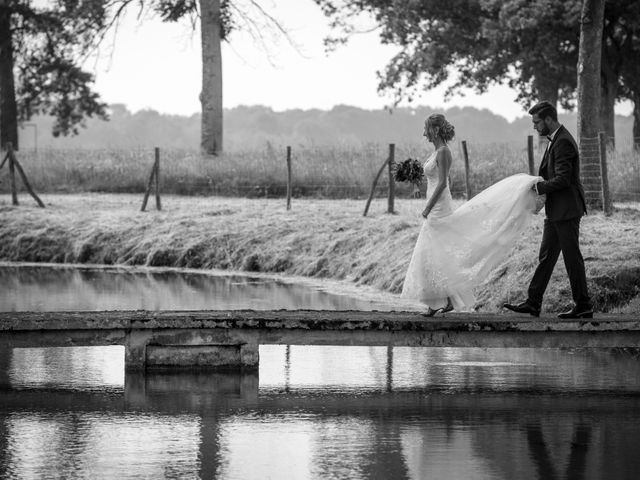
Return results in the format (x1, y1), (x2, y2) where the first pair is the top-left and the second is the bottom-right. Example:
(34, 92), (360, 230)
(1, 310), (639, 370)
(3, 371), (640, 415)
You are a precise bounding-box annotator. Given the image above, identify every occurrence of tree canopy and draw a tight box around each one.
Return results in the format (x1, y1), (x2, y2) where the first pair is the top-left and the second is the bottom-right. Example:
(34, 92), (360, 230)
(1, 0), (112, 147)
(315, 0), (640, 140)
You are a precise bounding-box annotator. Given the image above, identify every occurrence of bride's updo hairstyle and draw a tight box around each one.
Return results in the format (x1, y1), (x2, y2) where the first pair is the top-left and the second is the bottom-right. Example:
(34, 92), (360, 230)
(427, 113), (455, 142)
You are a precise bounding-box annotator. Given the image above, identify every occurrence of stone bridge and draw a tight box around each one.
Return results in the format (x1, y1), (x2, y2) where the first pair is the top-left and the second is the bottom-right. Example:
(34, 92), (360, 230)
(1, 310), (638, 370)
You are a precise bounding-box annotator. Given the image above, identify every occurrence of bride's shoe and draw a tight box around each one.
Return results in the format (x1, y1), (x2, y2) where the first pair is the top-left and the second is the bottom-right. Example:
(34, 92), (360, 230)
(421, 307), (440, 317)
(440, 298), (454, 314)
(421, 299), (454, 317)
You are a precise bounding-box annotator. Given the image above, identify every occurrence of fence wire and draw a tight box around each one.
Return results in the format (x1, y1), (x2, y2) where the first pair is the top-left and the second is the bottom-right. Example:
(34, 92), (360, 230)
(1, 142), (638, 204)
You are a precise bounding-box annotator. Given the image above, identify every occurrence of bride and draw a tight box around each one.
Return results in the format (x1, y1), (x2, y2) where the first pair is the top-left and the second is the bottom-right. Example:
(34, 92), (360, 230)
(400, 113), (542, 316)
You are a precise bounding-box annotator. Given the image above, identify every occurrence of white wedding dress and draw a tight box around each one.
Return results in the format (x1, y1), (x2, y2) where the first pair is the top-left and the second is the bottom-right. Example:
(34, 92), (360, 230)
(400, 149), (542, 311)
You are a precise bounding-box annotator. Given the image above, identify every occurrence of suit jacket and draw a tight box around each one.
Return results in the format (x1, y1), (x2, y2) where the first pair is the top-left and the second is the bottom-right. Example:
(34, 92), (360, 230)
(536, 125), (587, 221)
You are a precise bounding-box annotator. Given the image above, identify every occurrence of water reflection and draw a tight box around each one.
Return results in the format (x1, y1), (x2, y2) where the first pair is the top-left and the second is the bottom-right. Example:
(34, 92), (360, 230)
(2, 346), (640, 479)
(0, 264), (400, 312)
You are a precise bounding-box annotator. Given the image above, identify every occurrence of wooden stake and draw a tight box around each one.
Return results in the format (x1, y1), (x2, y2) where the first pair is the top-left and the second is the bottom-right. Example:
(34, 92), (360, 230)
(9, 149), (45, 208)
(364, 155), (390, 217)
(141, 154), (157, 212)
(461, 140), (472, 200)
(7, 143), (18, 205)
(527, 135), (535, 175)
(387, 143), (395, 214)
(286, 146), (292, 210)
(599, 132), (612, 216)
(154, 147), (161, 211)
(0, 151), (9, 170)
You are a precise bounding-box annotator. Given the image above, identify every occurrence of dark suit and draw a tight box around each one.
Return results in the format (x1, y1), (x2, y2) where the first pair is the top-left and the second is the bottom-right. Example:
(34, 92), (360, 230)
(527, 126), (591, 309)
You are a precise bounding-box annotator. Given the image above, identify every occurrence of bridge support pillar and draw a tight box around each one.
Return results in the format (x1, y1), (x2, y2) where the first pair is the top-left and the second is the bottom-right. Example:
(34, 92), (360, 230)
(124, 330), (152, 371)
(125, 330), (260, 371)
(145, 343), (259, 370)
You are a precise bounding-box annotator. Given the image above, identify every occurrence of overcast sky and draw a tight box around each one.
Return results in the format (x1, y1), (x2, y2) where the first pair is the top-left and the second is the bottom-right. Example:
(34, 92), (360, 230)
(88, 0), (633, 122)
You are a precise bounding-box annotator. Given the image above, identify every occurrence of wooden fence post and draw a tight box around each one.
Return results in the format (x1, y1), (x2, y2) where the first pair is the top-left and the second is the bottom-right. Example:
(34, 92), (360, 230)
(141, 148), (160, 212)
(364, 154), (391, 217)
(10, 148), (45, 208)
(0, 150), (8, 170)
(461, 140), (472, 199)
(286, 146), (292, 210)
(154, 147), (161, 211)
(7, 143), (18, 205)
(527, 135), (535, 175)
(599, 132), (612, 216)
(0, 143), (44, 207)
(387, 143), (395, 214)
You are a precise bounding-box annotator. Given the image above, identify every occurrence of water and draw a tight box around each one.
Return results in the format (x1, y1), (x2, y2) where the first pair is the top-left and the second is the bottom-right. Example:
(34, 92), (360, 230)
(0, 264), (403, 312)
(2, 265), (640, 479)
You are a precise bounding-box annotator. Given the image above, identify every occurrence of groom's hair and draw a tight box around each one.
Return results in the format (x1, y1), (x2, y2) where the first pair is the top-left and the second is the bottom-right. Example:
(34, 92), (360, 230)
(528, 101), (558, 121)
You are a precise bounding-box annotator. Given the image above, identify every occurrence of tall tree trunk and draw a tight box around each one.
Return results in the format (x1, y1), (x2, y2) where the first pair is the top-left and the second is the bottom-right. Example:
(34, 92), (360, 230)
(599, 55), (617, 148)
(534, 78), (559, 147)
(577, 0), (605, 210)
(633, 92), (640, 152)
(0, 7), (18, 150)
(200, 0), (223, 156)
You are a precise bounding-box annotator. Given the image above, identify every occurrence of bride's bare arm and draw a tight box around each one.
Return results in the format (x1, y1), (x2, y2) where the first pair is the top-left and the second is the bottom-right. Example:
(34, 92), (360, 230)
(422, 148), (452, 218)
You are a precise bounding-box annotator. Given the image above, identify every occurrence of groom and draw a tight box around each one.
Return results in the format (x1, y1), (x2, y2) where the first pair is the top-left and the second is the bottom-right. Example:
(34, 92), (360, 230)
(504, 101), (593, 319)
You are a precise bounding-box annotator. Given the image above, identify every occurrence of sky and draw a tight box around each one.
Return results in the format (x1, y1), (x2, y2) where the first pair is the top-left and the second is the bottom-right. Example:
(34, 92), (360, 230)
(88, 0), (633, 123)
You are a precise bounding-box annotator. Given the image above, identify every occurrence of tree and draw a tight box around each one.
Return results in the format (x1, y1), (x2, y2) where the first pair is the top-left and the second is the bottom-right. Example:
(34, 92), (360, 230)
(577, 0), (605, 209)
(578, 0), (605, 138)
(0, 0), (109, 150)
(140, 0), (293, 155)
(615, 8), (640, 150)
(153, 0), (232, 155)
(600, 0), (640, 147)
(621, 73), (640, 151)
(315, 1), (581, 109)
(1, 1), (290, 156)
(315, 0), (640, 143)
(200, 0), (224, 155)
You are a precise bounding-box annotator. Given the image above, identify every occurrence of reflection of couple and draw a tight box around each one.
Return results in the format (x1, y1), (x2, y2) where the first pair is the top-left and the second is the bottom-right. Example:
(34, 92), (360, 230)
(401, 101), (593, 319)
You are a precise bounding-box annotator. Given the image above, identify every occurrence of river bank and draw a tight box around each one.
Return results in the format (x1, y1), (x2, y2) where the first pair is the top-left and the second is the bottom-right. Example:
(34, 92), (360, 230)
(1, 193), (638, 313)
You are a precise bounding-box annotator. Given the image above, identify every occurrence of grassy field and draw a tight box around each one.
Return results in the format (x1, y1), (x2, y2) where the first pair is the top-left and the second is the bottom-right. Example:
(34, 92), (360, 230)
(1, 193), (638, 313)
(3, 141), (639, 201)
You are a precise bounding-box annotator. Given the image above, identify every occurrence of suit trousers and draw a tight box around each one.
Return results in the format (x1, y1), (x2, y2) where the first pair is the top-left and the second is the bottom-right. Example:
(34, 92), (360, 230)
(527, 217), (591, 309)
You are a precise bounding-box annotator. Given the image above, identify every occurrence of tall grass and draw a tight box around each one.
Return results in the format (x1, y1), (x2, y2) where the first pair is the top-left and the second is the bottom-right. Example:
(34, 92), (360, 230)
(2, 140), (639, 201)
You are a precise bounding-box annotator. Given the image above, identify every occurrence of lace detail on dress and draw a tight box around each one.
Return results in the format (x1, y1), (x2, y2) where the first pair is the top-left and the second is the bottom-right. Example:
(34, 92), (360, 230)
(401, 172), (542, 311)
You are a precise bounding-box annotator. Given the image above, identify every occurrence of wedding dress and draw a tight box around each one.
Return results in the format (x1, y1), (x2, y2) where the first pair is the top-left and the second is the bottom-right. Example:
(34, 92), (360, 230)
(400, 149), (542, 311)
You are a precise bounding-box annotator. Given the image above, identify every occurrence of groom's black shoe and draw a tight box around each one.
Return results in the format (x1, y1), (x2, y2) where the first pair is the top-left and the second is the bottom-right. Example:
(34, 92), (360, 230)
(557, 305), (594, 319)
(503, 301), (540, 317)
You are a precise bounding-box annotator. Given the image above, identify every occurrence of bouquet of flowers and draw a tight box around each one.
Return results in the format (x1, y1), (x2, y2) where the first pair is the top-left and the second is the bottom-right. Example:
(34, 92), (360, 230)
(393, 158), (424, 186)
